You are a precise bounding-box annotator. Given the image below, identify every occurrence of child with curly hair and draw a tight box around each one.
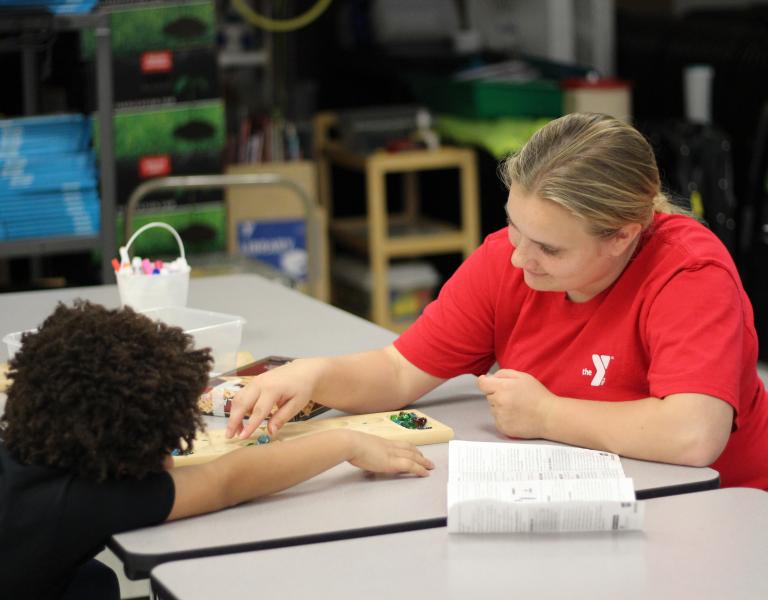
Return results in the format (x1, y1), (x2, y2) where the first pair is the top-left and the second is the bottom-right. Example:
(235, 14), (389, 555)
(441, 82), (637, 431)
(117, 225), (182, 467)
(0, 300), (433, 600)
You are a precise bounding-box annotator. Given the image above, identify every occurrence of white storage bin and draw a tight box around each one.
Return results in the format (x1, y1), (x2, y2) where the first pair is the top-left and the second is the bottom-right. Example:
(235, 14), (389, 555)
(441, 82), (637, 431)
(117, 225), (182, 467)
(139, 306), (245, 376)
(3, 330), (31, 361)
(4, 307), (245, 376)
(333, 257), (440, 322)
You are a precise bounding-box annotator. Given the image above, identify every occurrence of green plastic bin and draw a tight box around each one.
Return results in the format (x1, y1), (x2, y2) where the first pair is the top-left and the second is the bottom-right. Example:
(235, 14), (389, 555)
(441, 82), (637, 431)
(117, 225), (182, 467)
(411, 76), (563, 119)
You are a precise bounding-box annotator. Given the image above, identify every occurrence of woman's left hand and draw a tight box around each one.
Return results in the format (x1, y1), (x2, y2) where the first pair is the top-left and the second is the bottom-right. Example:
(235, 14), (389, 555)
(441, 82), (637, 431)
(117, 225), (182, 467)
(477, 369), (558, 439)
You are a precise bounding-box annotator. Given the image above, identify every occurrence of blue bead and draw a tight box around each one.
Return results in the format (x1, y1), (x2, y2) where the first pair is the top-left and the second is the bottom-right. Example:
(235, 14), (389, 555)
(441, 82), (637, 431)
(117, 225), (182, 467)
(257, 434), (271, 444)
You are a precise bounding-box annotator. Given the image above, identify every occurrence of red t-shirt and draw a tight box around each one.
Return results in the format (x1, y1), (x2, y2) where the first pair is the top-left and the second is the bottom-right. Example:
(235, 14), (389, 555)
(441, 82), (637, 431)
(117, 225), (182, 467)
(395, 213), (768, 489)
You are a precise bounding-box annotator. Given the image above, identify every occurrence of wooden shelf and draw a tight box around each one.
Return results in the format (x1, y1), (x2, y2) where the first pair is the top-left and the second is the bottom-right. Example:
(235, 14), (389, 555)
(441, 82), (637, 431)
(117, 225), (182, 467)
(315, 112), (481, 331)
(323, 143), (482, 172)
(330, 215), (466, 257)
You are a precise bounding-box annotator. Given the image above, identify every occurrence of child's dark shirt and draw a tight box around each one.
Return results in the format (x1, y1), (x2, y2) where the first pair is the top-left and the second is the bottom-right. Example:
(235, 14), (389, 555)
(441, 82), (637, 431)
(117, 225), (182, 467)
(0, 442), (174, 599)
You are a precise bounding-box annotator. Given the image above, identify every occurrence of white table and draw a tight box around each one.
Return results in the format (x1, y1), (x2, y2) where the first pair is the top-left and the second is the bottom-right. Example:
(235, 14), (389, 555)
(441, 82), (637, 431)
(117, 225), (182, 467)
(0, 274), (394, 361)
(150, 488), (768, 600)
(0, 275), (719, 579)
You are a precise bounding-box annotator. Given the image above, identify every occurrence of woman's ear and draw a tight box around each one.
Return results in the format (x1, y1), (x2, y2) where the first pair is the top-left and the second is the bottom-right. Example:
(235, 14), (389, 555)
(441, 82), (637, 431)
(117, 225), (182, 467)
(608, 223), (643, 256)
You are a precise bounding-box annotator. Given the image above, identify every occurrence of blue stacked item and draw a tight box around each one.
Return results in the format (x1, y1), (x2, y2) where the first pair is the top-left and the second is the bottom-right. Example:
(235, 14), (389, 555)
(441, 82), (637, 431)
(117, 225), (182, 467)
(0, 0), (99, 15)
(0, 114), (100, 241)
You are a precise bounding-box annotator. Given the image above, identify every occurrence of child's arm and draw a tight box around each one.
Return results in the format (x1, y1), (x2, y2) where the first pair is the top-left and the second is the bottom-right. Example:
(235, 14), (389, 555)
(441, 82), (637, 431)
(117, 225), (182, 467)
(166, 429), (433, 521)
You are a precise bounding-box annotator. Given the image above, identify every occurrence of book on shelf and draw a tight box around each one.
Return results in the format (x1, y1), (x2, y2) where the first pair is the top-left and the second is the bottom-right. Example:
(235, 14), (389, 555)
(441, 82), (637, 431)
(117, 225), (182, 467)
(229, 114), (304, 165)
(447, 440), (644, 534)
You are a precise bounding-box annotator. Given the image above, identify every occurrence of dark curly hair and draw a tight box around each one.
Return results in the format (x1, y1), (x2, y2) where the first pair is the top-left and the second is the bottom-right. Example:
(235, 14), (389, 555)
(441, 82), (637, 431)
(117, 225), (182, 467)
(0, 300), (212, 481)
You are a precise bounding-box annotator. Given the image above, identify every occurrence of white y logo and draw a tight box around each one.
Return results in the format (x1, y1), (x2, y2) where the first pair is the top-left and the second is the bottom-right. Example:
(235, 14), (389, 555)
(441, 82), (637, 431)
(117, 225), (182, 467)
(590, 354), (612, 386)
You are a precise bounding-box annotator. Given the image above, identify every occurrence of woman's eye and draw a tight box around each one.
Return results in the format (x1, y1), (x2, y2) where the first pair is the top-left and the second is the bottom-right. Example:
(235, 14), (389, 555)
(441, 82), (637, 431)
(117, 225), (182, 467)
(539, 245), (560, 256)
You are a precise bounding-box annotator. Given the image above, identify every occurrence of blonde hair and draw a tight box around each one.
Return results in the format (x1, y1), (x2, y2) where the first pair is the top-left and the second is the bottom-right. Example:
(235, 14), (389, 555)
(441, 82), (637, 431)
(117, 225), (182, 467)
(500, 113), (685, 237)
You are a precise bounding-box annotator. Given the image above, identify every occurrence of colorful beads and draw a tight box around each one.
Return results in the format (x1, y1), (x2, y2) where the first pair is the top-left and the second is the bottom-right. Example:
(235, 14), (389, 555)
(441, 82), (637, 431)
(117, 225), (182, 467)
(246, 433), (272, 446)
(390, 411), (430, 430)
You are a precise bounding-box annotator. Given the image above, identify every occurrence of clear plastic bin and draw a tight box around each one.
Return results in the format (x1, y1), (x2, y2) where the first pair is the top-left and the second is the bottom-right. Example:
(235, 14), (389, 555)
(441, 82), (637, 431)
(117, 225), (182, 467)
(3, 330), (32, 361)
(332, 257), (440, 322)
(4, 307), (244, 375)
(139, 306), (245, 376)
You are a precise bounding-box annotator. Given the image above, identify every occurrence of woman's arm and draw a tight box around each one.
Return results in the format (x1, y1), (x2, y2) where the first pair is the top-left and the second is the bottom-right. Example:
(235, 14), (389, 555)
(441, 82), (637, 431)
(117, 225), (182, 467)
(478, 369), (734, 466)
(227, 345), (445, 439)
(167, 429), (434, 521)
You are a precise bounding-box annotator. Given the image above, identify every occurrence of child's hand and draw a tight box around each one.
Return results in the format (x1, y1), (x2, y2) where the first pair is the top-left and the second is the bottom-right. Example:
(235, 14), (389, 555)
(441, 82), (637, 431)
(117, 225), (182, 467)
(345, 431), (434, 477)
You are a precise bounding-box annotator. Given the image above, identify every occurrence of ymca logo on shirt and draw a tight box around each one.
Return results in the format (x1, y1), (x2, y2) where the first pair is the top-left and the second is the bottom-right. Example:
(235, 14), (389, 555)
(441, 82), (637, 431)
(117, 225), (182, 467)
(581, 354), (613, 386)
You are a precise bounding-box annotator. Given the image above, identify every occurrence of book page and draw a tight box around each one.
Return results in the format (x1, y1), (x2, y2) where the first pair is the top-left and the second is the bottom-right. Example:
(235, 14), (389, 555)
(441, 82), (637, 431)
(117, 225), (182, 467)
(447, 441), (644, 533)
(449, 440), (626, 482)
(447, 495), (644, 533)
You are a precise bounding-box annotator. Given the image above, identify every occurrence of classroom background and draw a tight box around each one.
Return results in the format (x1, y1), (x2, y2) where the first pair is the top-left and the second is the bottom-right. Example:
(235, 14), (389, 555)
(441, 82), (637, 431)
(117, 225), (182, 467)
(3, 0), (768, 338)
(2, 0), (768, 598)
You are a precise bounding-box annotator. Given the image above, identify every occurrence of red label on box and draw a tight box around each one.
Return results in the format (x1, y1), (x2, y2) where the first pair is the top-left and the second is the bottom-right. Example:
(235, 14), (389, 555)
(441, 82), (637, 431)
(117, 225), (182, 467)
(140, 51), (173, 73)
(138, 155), (171, 178)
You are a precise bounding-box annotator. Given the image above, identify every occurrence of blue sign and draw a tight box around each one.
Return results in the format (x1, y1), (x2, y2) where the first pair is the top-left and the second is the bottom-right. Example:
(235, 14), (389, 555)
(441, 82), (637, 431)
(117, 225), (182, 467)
(237, 219), (307, 281)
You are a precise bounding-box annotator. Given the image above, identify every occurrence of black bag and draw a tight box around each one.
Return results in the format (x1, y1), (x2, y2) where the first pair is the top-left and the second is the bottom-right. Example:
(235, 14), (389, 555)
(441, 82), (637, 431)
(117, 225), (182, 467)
(741, 103), (768, 358)
(642, 120), (738, 255)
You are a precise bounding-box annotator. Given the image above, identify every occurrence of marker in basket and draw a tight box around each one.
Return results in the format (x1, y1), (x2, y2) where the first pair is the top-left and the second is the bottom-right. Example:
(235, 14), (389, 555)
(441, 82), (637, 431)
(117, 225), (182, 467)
(114, 247), (189, 277)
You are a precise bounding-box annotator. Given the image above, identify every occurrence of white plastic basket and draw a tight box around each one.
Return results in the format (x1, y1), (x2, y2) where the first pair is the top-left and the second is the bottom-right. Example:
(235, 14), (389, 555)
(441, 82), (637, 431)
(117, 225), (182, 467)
(3, 329), (34, 361)
(139, 306), (245, 376)
(116, 222), (191, 311)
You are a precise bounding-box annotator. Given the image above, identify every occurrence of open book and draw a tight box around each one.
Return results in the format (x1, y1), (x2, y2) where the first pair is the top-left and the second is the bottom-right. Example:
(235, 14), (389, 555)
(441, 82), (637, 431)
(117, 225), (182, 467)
(447, 440), (644, 533)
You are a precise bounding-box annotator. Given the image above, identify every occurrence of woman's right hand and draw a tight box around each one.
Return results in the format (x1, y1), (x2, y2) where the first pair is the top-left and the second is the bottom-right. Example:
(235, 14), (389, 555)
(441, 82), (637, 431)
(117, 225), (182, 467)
(226, 358), (324, 439)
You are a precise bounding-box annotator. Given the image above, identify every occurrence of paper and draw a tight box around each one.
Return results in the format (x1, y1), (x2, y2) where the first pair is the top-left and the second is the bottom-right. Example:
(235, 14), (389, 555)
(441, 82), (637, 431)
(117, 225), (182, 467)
(447, 440), (644, 533)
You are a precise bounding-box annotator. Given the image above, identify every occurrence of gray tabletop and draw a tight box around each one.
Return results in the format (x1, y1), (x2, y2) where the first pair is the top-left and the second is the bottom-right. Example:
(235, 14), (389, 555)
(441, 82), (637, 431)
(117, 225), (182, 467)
(150, 488), (768, 600)
(0, 274), (394, 361)
(0, 275), (719, 579)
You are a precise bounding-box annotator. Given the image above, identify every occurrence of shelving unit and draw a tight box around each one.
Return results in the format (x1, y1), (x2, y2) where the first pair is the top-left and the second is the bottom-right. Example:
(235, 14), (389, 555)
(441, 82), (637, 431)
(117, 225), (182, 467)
(315, 112), (480, 332)
(0, 9), (116, 284)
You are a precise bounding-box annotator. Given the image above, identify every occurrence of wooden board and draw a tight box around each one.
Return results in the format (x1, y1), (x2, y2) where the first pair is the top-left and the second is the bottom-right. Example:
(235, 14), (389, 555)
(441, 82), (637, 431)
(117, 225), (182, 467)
(0, 362), (9, 393)
(235, 351), (255, 367)
(173, 409), (453, 467)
